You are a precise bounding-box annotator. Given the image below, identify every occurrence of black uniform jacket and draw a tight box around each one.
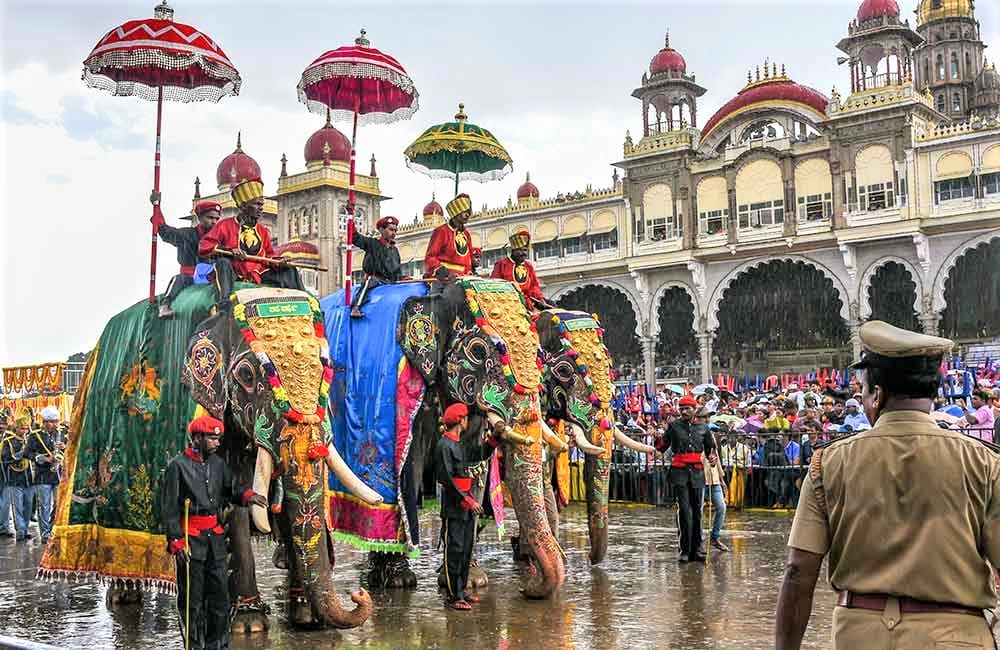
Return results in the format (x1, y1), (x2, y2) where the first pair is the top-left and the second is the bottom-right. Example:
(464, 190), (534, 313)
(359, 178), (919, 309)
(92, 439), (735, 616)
(655, 419), (716, 487)
(25, 428), (62, 485)
(354, 232), (403, 283)
(162, 448), (251, 560)
(434, 430), (498, 520)
(158, 223), (207, 269)
(0, 433), (31, 488)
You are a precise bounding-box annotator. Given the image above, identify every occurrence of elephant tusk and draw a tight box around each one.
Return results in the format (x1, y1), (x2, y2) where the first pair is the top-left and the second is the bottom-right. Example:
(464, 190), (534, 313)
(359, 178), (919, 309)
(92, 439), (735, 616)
(326, 443), (384, 505)
(614, 425), (656, 454)
(539, 420), (569, 455)
(251, 447), (272, 534)
(569, 422), (606, 457)
(486, 411), (533, 446)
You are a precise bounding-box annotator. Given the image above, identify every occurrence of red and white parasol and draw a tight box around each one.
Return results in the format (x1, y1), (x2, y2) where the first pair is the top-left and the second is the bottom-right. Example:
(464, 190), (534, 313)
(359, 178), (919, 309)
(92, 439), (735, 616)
(83, 1), (241, 302)
(297, 30), (418, 305)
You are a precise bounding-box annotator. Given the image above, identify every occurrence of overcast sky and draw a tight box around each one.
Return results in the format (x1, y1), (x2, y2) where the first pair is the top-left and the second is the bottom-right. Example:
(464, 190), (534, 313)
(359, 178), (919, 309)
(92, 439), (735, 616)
(2, 0), (998, 366)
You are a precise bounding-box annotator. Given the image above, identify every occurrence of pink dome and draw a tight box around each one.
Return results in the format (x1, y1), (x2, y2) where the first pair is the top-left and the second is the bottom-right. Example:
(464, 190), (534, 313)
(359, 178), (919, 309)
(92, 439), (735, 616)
(857, 0), (899, 22)
(517, 172), (539, 199)
(304, 115), (351, 164)
(423, 196), (443, 217)
(215, 133), (261, 187)
(649, 34), (686, 75)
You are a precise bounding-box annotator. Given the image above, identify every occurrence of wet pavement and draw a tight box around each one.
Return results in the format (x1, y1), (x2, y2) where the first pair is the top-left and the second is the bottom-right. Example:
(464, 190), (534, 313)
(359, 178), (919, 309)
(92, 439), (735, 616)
(0, 504), (837, 649)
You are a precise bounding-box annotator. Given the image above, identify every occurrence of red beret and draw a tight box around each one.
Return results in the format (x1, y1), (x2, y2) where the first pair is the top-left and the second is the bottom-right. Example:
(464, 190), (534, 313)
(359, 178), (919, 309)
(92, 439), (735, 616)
(194, 200), (222, 216)
(376, 216), (399, 229)
(442, 403), (468, 426)
(678, 395), (698, 408)
(187, 415), (224, 435)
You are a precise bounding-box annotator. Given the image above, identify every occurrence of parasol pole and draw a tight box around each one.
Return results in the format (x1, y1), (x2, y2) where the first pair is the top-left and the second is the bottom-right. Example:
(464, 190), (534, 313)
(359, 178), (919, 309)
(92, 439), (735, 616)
(454, 152), (461, 196)
(149, 85), (164, 304)
(344, 94), (359, 306)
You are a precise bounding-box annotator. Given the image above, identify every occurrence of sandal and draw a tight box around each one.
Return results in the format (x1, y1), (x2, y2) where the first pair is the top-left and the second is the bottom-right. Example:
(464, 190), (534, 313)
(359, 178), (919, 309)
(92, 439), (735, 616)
(466, 594), (481, 603)
(447, 599), (472, 611)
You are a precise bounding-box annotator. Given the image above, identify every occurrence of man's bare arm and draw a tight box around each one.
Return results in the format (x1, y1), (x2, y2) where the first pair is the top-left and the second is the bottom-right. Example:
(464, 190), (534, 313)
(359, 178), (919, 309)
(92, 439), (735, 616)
(775, 546), (824, 650)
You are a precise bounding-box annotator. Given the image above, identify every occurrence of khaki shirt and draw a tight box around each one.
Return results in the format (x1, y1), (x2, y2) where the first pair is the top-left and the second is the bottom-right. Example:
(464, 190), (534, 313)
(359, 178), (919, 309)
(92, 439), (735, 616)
(789, 410), (1000, 609)
(702, 452), (725, 486)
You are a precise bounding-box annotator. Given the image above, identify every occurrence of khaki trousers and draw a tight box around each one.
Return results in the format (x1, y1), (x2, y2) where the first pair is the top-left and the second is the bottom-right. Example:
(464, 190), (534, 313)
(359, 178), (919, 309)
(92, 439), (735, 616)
(832, 601), (996, 649)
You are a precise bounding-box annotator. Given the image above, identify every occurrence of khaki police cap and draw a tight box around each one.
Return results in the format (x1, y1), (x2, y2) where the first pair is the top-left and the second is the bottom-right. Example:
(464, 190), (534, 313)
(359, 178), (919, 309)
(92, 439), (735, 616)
(850, 320), (953, 369)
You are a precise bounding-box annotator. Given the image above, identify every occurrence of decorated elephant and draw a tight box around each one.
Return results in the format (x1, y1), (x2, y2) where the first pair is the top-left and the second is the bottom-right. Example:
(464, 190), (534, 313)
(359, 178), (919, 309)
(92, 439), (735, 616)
(322, 277), (566, 599)
(39, 283), (377, 634)
(534, 309), (654, 564)
(183, 287), (380, 631)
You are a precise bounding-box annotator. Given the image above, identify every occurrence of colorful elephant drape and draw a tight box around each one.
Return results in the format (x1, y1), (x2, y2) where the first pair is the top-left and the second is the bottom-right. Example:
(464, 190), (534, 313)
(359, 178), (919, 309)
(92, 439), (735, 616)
(38, 285), (219, 592)
(322, 283), (427, 557)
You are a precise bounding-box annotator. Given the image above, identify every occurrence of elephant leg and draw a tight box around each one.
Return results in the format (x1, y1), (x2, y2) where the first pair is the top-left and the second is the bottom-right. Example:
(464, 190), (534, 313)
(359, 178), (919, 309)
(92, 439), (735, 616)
(105, 581), (142, 608)
(366, 551), (417, 591)
(228, 507), (270, 635)
(543, 461), (560, 537)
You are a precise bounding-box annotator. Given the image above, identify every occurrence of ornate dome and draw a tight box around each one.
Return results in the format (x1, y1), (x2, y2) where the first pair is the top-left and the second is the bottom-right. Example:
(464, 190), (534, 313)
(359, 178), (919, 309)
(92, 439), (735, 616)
(423, 194), (443, 218)
(973, 63), (1000, 113)
(517, 172), (539, 200)
(649, 33), (686, 76)
(215, 133), (261, 188)
(916, 0), (973, 26)
(702, 67), (829, 140)
(857, 0), (899, 22)
(304, 113), (351, 165)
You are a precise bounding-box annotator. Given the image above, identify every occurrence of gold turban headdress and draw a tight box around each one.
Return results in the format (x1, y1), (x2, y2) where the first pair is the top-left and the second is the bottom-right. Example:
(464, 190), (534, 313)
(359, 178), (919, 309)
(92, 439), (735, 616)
(231, 178), (265, 207)
(446, 194), (472, 219)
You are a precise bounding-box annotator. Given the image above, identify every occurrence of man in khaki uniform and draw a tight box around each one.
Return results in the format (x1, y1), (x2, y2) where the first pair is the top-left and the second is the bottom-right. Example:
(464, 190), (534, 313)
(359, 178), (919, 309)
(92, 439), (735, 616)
(776, 320), (1000, 650)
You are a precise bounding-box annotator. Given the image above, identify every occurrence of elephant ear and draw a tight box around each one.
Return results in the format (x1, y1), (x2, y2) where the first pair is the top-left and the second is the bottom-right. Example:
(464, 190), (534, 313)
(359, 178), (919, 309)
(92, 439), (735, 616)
(184, 319), (229, 420)
(445, 329), (494, 406)
(398, 296), (445, 386)
(544, 351), (578, 420)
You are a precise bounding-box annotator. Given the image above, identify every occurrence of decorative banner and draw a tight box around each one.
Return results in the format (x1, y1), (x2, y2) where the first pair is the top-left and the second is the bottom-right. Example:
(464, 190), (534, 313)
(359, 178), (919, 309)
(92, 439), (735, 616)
(3, 363), (65, 393)
(0, 394), (73, 424)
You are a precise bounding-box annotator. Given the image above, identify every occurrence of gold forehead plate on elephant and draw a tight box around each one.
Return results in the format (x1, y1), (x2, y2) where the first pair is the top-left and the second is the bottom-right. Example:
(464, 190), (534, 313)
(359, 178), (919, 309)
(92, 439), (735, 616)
(247, 312), (323, 415)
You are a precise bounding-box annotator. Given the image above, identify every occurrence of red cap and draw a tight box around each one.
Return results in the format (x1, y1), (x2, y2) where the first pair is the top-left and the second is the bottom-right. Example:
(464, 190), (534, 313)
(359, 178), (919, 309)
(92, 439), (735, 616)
(194, 200), (222, 216)
(442, 403), (469, 426)
(187, 415), (224, 435)
(678, 395), (698, 408)
(376, 216), (399, 229)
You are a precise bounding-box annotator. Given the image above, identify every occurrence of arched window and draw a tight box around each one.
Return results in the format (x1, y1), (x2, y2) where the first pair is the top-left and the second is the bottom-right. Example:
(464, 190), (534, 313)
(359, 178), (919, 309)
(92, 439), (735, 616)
(966, 52), (973, 77)
(735, 159), (784, 229)
(936, 94), (946, 112)
(950, 52), (960, 78)
(952, 93), (962, 113)
(937, 54), (945, 80)
(922, 58), (930, 84)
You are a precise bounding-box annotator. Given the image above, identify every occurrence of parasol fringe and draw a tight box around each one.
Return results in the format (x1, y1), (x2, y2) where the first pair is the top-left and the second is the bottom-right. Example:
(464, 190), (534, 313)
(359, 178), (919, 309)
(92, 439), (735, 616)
(302, 102), (419, 127)
(404, 159), (513, 184)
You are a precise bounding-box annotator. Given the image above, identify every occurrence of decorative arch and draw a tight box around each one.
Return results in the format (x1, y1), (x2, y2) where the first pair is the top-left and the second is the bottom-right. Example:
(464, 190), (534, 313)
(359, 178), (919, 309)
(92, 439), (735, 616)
(549, 278), (645, 339)
(932, 232), (1000, 313)
(735, 158), (783, 205)
(982, 144), (1000, 173)
(794, 157), (833, 198)
(855, 143), (893, 187)
(859, 256), (924, 320)
(707, 255), (852, 331)
(649, 280), (700, 335)
(935, 151), (973, 180)
(643, 183), (673, 218)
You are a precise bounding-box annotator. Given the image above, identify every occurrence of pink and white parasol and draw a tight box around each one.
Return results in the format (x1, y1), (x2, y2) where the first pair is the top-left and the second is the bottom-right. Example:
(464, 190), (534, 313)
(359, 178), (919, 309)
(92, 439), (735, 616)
(297, 30), (418, 305)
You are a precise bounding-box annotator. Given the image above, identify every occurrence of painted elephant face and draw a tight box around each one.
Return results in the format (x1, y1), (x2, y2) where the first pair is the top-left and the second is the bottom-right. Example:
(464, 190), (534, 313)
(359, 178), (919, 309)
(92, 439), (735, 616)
(184, 288), (370, 628)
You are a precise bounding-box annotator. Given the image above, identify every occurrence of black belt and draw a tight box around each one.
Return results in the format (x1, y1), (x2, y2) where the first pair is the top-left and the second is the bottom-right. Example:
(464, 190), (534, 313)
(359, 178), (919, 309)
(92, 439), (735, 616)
(838, 591), (983, 617)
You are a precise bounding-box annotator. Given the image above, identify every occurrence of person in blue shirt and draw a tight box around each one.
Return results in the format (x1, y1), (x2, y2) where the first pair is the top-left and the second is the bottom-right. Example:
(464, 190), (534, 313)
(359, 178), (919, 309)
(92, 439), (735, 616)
(841, 398), (871, 431)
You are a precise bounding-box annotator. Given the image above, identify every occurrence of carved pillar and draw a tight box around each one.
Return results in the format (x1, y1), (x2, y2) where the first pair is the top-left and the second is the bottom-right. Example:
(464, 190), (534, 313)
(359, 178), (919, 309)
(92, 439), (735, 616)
(831, 153), (846, 230)
(641, 336), (657, 392)
(919, 295), (941, 336)
(849, 319), (863, 362)
(783, 177), (797, 238)
(697, 331), (713, 384)
(726, 187), (738, 245)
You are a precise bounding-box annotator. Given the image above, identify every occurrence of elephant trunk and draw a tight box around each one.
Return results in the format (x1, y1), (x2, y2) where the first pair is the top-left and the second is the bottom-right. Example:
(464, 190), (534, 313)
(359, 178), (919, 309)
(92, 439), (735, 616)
(251, 448), (273, 534)
(503, 429), (566, 599)
(572, 423), (610, 565)
(284, 480), (373, 629)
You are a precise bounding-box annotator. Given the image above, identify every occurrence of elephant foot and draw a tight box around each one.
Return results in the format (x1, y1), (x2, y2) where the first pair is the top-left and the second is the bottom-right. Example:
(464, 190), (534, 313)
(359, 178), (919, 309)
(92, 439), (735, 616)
(468, 557), (489, 589)
(231, 595), (271, 635)
(510, 535), (531, 563)
(362, 551), (417, 591)
(105, 583), (142, 608)
(287, 587), (316, 628)
(271, 541), (288, 570)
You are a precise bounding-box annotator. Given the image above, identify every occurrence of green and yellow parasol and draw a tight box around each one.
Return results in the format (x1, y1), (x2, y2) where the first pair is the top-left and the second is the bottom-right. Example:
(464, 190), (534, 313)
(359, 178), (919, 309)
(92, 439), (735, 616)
(404, 103), (513, 194)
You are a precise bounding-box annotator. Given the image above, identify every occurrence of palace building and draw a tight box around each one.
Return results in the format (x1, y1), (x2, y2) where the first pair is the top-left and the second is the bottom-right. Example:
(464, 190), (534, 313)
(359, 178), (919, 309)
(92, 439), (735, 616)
(392, 0), (1000, 387)
(192, 0), (999, 389)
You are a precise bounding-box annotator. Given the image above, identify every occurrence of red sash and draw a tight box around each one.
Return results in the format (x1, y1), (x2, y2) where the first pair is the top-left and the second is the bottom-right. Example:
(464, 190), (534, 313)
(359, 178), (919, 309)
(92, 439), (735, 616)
(671, 452), (703, 470)
(453, 477), (472, 492)
(185, 514), (224, 536)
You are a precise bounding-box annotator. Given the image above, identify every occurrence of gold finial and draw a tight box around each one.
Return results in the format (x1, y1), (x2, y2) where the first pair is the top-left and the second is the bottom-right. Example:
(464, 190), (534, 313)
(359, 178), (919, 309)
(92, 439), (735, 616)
(526, 171), (531, 182)
(772, 62), (778, 77)
(235, 131), (242, 152)
(455, 103), (467, 122)
(781, 63), (786, 77)
(747, 70), (752, 83)
(665, 31), (670, 49)
(355, 29), (370, 47)
(153, 1), (174, 21)
(325, 106), (332, 126)
(756, 65), (761, 81)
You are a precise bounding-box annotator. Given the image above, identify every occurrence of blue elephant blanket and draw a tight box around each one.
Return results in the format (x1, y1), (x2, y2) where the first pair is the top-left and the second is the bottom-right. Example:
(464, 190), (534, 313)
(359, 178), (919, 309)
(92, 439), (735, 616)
(322, 282), (427, 556)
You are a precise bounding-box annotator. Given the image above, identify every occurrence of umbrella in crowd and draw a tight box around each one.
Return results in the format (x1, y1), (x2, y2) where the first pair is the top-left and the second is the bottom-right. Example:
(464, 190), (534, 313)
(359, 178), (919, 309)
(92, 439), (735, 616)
(664, 384), (685, 395)
(711, 414), (747, 430)
(297, 29), (418, 305)
(691, 383), (719, 396)
(82, 0), (241, 303)
(404, 103), (513, 195)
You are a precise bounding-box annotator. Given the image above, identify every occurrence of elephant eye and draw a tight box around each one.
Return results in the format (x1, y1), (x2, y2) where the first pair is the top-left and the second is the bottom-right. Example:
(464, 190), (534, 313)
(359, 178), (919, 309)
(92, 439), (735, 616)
(552, 358), (576, 383)
(234, 359), (257, 391)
